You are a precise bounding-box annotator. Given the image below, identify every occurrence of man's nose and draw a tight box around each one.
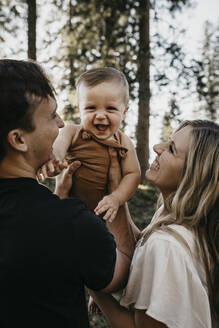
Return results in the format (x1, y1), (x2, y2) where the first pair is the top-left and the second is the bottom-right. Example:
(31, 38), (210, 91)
(56, 113), (64, 128)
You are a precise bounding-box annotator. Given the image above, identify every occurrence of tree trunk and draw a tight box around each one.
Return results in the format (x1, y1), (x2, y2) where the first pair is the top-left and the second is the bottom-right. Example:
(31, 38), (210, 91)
(136, 0), (150, 184)
(27, 0), (36, 60)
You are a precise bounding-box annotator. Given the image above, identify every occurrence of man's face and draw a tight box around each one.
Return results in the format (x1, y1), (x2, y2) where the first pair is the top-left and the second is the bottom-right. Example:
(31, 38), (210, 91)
(25, 96), (64, 171)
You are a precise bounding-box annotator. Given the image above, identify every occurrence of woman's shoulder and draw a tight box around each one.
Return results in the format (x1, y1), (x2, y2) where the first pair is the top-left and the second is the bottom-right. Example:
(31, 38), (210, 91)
(146, 224), (195, 251)
(138, 221), (196, 263)
(142, 207), (195, 251)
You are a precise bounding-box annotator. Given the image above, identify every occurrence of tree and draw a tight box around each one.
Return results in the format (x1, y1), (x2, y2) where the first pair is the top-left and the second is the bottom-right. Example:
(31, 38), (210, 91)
(135, 0), (193, 183)
(193, 22), (219, 121)
(136, 0), (150, 184)
(160, 95), (181, 142)
(27, 0), (37, 60)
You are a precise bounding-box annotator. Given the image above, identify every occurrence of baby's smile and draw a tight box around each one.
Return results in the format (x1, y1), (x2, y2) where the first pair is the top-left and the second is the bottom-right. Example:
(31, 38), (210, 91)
(95, 124), (109, 131)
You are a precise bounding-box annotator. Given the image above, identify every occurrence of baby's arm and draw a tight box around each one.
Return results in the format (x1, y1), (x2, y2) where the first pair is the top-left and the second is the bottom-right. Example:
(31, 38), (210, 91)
(95, 135), (141, 222)
(53, 123), (78, 161)
(37, 124), (78, 180)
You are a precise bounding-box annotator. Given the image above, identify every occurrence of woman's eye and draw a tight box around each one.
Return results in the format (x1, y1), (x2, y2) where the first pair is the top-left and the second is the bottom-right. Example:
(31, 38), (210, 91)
(169, 144), (174, 153)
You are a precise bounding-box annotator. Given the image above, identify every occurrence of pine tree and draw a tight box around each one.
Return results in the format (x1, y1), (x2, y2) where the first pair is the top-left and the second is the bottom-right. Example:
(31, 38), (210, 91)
(160, 96), (181, 142)
(27, 0), (37, 60)
(193, 22), (219, 121)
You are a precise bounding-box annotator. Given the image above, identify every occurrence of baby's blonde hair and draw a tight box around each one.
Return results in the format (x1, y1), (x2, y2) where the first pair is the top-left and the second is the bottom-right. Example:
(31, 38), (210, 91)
(76, 67), (129, 106)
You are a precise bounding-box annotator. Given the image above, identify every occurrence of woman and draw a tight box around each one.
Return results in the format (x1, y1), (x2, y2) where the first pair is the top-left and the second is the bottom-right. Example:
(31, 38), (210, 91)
(90, 120), (219, 328)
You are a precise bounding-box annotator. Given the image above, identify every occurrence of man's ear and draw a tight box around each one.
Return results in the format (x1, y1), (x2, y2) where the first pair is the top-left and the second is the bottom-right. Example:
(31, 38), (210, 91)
(7, 129), (28, 152)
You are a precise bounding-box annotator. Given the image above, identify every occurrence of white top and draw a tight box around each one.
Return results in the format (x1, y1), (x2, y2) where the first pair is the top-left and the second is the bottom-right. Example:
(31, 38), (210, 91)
(120, 212), (212, 328)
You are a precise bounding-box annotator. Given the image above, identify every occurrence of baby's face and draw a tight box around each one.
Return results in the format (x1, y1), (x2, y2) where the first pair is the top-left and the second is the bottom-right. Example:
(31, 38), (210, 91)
(78, 81), (128, 140)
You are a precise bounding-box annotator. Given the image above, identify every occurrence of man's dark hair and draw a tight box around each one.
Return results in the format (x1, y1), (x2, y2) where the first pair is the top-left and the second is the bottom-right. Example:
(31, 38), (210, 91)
(0, 59), (56, 161)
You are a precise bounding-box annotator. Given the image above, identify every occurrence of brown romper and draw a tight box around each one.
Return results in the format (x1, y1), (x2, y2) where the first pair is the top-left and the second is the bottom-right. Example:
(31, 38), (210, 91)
(65, 126), (128, 212)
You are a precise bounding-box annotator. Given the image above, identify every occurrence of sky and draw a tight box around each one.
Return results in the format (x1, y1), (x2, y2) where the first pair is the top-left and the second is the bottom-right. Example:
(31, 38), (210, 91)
(181, 0), (219, 53)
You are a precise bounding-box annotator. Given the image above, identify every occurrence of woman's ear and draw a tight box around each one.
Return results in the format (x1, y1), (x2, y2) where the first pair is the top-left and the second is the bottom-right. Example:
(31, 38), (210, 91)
(7, 129), (28, 152)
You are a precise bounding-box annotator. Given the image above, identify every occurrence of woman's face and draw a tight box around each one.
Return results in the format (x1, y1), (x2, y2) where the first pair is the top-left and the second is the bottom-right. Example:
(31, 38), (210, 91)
(146, 125), (192, 198)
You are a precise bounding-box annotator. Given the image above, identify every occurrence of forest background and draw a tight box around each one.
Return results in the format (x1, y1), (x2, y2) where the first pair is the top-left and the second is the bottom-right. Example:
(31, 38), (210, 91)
(1, 1), (218, 327)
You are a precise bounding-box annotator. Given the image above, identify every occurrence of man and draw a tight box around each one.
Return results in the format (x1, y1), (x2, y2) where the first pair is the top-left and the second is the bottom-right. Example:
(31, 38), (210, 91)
(0, 59), (134, 327)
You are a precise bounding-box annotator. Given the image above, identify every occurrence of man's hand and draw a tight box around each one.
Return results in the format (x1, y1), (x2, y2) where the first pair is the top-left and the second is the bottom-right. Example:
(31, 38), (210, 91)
(37, 159), (68, 181)
(94, 194), (120, 223)
(55, 161), (81, 199)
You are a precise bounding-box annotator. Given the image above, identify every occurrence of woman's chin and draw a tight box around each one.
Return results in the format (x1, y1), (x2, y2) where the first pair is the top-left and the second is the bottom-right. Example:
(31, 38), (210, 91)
(145, 169), (153, 182)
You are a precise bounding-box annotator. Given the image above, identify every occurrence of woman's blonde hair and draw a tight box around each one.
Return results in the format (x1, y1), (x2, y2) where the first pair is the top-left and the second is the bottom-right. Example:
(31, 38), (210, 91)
(143, 120), (219, 325)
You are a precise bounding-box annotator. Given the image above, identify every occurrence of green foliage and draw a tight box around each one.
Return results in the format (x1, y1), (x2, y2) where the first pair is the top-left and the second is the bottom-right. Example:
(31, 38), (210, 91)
(89, 311), (109, 328)
(41, 178), (55, 192)
(160, 96), (182, 142)
(128, 184), (159, 230)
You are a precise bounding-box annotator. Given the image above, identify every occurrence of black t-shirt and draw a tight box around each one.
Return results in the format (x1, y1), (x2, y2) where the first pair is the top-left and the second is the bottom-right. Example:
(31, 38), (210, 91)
(0, 178), (116, 328)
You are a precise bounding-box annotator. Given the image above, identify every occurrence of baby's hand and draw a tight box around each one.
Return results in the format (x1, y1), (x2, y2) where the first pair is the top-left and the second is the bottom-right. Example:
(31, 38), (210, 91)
(94, 194), (119, 223)
(37, 159), (68, 182)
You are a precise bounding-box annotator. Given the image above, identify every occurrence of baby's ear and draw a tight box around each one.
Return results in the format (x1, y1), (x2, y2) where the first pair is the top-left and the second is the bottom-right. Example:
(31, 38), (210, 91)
(123, 106), (129, 118)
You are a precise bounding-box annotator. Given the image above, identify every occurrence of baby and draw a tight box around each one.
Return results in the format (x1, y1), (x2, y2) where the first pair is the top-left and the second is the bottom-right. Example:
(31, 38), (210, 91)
(39, 67), (140, 313)
(40, 67), (140, 223)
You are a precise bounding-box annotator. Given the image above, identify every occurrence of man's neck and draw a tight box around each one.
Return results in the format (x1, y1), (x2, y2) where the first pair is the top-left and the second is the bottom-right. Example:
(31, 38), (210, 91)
(0, 155), (36, 179)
